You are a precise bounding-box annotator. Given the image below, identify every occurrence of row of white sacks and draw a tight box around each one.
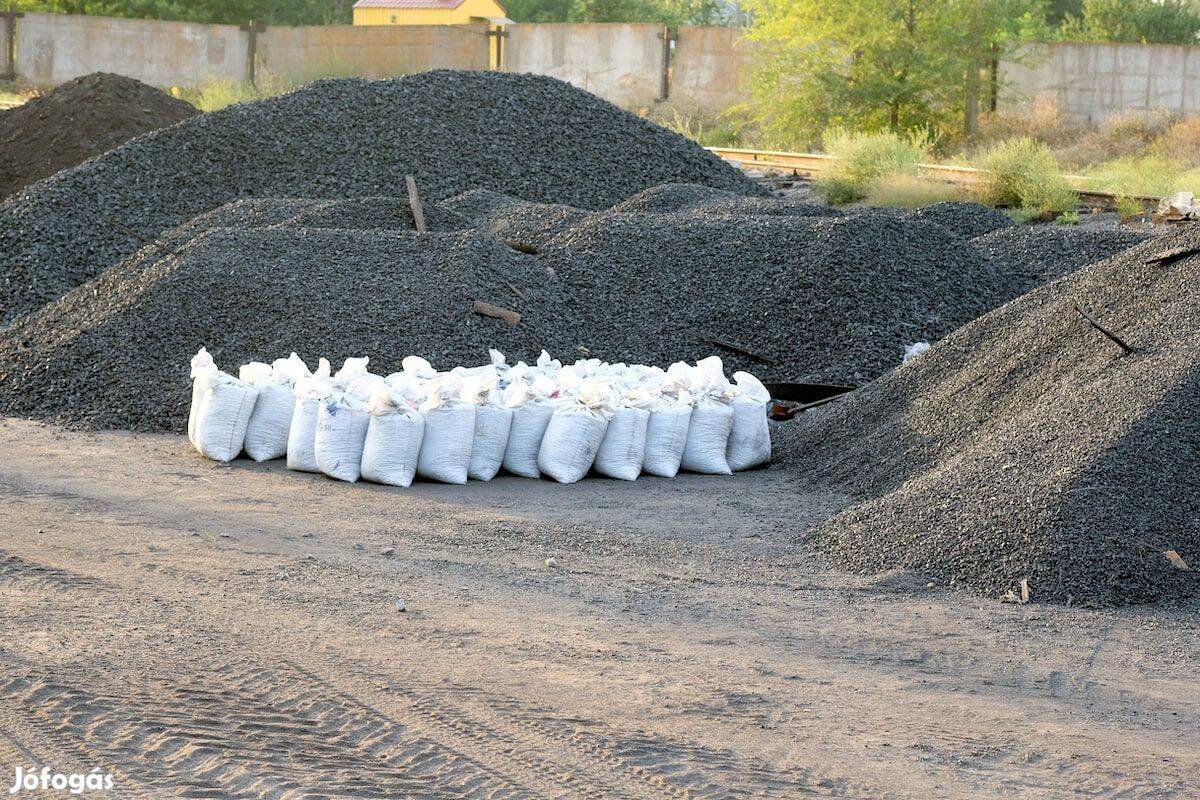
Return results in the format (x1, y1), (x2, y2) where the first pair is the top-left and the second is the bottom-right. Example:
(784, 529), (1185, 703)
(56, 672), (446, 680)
(188, 348), (772, 485)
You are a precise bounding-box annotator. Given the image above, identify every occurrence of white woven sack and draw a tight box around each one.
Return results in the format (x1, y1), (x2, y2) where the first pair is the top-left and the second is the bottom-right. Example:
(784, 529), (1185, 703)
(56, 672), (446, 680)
(287, 369), (334, 473)
(538, 381), (612, 484)
(726, 371), (772, 471)
(188, 347), (216, 449)
(193, 370), (259, 463)
(315, 391), (371, 483)
(239, 354), (320, 462)
(469, 405), (512, 481)
(360, 387), (425, 488)
(680, 398), (734, 474)
(501, 376), (556, 478)
(460, 372), (511, 482)
(416, 375), (475, 485)
(593, 406), (650, 481)
(642, 404), (692, 478)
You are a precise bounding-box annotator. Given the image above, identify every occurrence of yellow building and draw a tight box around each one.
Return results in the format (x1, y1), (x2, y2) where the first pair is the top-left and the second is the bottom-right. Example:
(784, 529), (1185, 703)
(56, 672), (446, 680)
(352, 0), (510, 27)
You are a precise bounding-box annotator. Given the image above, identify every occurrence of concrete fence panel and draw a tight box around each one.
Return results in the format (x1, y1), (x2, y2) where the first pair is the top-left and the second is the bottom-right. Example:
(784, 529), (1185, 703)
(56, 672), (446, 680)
(1001, 42), (1200, 123)
(671, 26), (754, 112)
(506, 23), (663, 108)
(15, 12), (245, 88)
(259, 23), (490, 82)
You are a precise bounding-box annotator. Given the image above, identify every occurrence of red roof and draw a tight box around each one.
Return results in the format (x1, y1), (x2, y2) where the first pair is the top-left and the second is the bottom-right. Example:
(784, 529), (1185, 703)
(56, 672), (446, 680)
(354, 0), (465, 8)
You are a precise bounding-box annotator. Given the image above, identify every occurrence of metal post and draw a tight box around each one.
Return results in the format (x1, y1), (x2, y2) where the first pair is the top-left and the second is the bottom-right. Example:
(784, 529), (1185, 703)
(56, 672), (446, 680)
(3, 4), (24, 82)
(659, 26), (675, 101)
(240, 19), (262, 86)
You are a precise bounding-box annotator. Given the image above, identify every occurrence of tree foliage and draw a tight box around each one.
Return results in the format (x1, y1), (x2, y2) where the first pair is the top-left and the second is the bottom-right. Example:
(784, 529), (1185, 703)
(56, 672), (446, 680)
(743, 0), (1045, 149)
(1058, 0), (1200, 44)
(11, 0), (354, 26)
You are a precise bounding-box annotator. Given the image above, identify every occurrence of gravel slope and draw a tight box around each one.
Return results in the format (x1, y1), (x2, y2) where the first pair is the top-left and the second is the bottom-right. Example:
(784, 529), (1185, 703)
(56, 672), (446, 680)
(0, 70), (759, 325)
(777, 227), (1200, 605)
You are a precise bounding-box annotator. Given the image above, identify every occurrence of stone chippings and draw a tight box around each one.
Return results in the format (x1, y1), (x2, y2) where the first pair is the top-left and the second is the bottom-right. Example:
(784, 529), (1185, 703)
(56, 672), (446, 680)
(0, 72), (198, 200)
(775, 228), (1200, 606)
(0, 223), (558, 433)
(0, 70), (760, 325)
(612, 182), (842, 218)
(530, 207), (1019, 385)
(441, 189), (593, 249)
(906, 201), (1014, 240)
(969, 224), (1153, 286)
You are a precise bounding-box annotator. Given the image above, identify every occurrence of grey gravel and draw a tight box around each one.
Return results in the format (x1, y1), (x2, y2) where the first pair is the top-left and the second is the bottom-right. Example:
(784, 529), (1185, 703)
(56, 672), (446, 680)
(0, 70), (759, 325)
(530, 207), (1020, 384)
(775, 226), (1200, 606)
(611, 182), (842, 218)
(0, 221), (558, 432)
(969, 224), (1153, 286)
(905, 201), (1014, 240)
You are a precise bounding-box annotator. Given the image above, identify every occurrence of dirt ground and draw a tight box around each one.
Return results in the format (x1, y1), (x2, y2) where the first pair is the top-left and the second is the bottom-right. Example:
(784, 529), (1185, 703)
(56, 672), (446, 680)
(0, 417), (1196, 799)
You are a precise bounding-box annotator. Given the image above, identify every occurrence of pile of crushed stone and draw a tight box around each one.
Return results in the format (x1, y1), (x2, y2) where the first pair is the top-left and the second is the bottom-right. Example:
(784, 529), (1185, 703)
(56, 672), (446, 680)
(969, 224), (1153, 287)
(906, 201), (1013, 239)
(0, 70), (759, 325)
(776, 228), (1200, 606)
(0, 192), (1037, 431)
(0, 72), (197, 200)
(611, 182), (841, 218)
(531, 207), (1016, 385)
(0, 212), (556, 432)
(441, 189), (592, 249)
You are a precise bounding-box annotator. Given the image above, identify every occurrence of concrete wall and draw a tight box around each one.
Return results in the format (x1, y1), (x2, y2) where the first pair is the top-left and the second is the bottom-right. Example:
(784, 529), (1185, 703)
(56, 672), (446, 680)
(506, 23), (663, 108)
(1001, 42), (1200, 123)
(259, 23), (490, 81)
(671, 25), (753, 111)
(15, 12), (245, 88)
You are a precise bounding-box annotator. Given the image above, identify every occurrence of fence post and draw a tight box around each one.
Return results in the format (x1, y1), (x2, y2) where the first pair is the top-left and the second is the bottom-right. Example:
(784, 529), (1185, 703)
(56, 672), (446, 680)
(240, 19), (264, 85)
(659, 26), (676, 101)
(3, 4), (23, 82)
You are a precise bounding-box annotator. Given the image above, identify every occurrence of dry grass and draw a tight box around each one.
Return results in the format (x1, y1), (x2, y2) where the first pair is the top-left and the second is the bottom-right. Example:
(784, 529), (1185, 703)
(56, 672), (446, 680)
(864, 173), (962, 208)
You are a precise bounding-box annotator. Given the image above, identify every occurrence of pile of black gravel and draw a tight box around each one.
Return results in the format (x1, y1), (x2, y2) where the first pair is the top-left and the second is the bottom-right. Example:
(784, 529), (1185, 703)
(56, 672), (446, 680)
(0, 72), (197, 200)
(278, 196), (467, 232)
(969, 224), (1152, 287)
(905, 201), (1013, 239)
(0, 70), (760, 325)
(440, 189), (592, 250)
(611, 182), (841, 218)
(0, 221), (557, 432)
(530, 208), (1016, 385)
(776, 227), (1200, 606)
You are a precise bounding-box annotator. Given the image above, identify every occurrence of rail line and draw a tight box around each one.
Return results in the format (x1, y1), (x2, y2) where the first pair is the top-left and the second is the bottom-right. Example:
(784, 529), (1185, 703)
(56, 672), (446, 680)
(707, 146), (1158, 210)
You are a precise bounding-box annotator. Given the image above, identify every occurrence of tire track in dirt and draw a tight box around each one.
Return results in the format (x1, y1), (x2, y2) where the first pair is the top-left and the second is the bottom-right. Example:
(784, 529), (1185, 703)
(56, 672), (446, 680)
(311, 659), (856, 799)
(0, 550), (111, 593)
(1, 663), (539, 800)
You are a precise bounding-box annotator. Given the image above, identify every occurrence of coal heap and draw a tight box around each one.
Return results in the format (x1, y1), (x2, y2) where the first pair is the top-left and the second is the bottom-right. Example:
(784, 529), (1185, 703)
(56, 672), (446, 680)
(0, 72), (197, 200)
(0, 220), (557, 432)
(440, 189), (592, 249)
(611, 182), (841, 218)
(532, 208), (1013, 384)
(0, 70), (760, 325)
(970, 224), (1152, 287)
(776, 228), (1200, 606)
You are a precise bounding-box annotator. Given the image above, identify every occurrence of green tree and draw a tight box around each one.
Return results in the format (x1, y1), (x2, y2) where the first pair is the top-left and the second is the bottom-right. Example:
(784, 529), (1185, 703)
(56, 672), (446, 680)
(743, 0), (1044, 149)
(1058, 0), (1200, 44)
(11, 0), (353, 25)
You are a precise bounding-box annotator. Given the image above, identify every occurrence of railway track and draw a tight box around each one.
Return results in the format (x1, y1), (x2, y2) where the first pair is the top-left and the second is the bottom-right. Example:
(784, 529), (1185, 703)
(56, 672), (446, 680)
(707, 146), (1158, 211)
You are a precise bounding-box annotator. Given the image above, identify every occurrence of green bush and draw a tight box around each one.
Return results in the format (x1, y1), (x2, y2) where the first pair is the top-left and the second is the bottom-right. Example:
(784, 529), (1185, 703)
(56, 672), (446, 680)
(1054, 210), (1081, 225)
(815, 130), (930, 205)
(1083, 156), (1192, 199)
(975, 137), (1078, 216)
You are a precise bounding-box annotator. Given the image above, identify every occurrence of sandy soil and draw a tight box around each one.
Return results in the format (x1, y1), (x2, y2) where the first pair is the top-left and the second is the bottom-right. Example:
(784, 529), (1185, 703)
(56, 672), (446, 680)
(0, 417), (1196, 799)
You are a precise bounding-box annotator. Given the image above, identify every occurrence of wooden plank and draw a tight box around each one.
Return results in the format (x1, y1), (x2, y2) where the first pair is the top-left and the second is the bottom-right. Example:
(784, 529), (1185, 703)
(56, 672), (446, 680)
(473, 300), (520, 326)
(405, 174), (427, 234)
